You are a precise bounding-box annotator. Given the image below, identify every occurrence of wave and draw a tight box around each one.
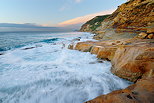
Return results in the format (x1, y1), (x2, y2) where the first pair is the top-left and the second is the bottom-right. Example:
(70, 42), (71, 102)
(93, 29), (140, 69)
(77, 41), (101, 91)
(0, 32), (132, 103)
(39, 38), (59, 43)
(0, 38), (60, 52)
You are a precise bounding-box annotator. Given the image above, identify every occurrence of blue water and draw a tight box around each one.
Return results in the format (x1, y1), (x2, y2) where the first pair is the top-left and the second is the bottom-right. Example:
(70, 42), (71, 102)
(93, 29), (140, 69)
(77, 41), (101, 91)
(0, 31), (80, 52)
(0, 31), (131, 103)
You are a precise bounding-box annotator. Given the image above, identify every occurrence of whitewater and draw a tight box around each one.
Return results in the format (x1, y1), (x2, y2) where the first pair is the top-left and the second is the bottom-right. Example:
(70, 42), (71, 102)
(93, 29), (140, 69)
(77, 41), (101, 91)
(0, 32), (131, 103)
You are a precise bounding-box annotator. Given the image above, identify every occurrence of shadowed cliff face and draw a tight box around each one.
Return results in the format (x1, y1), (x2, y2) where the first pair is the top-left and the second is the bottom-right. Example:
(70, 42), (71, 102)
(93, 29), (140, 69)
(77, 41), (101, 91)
(80, 0), (154, 40)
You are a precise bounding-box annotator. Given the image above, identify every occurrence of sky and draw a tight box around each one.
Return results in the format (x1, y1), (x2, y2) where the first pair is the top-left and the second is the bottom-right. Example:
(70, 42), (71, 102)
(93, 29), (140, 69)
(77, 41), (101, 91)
(0, 0), (127, 31)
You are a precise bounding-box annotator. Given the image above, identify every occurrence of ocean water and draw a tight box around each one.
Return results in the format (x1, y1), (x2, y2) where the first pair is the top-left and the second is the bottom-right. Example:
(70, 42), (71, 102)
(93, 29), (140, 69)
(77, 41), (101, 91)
(0, 31), (131, 103)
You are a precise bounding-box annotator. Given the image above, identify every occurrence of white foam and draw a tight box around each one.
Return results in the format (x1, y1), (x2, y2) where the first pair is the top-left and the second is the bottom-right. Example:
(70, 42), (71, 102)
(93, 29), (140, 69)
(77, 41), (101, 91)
(0, 32), (131, 103)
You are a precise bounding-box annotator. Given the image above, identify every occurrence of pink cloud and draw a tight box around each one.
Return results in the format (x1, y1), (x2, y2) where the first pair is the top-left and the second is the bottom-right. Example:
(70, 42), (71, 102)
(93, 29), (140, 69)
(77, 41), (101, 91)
(58, 9), (115, 27)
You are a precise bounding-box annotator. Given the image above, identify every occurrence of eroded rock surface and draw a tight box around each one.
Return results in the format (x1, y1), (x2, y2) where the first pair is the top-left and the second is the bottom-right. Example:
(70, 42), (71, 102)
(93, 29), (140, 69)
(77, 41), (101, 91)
(111, 42), (154, 82)
(85, 77), (154, 103)
(72, 39), (154, 82)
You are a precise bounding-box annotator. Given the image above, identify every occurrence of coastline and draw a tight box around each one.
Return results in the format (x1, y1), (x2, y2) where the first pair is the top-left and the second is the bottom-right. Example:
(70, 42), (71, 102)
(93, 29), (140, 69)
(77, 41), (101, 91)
(68, 34), (154, 103)
(0, 32), (132, 103)
(68, 0), (154, 102)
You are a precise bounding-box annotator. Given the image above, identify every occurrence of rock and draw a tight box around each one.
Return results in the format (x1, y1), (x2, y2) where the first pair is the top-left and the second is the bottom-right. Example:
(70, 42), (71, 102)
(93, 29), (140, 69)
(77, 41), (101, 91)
(97, 59), (104, 63)
(111, 43), (154, 82)
(147, 27), (154, 34)
(0, 53), (4, 55)
(96, 46), (117, 61)
(75, 41), (94, 52)
(22, 47), (35, 50)
(147, 34), (154, 39)
(70, 38), (154, 102)
(90, 45), (117, 61)
(85, 77), (154, 103)
(68, 44), (74, 49)
(90, 46), (102, 54)
(137, 32), (148, 39)
(71, 39), (154, 82)
(72, 37), (81, 41)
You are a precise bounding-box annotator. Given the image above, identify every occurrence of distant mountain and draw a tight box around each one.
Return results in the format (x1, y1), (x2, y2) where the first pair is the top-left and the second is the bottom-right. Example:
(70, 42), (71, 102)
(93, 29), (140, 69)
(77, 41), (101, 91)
(0, 23), (73, 32)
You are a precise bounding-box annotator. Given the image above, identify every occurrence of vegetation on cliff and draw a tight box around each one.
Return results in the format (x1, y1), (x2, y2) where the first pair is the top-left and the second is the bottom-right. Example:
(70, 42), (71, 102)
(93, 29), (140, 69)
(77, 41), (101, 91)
(80, 0), (154, 40)
(80, 15), (110, 32)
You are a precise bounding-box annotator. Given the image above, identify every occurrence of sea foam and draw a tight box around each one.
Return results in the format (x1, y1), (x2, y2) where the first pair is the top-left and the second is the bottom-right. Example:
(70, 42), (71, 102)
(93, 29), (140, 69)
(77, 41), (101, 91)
(0, 32), (131, 103)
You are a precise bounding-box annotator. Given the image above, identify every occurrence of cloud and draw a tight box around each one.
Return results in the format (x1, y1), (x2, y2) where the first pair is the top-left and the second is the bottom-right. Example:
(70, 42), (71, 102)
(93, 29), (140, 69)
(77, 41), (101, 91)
(74, 0), (83, 3)
(58, 9), (115, 27)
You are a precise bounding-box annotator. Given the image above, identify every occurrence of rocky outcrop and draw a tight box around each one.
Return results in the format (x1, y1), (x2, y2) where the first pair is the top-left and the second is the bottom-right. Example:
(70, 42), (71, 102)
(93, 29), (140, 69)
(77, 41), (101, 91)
(76, 0), (154, 102)
(75, 41), (95, 52)
(69, 38), (154, 103)
(91, 45), (117, 61)
(86, 77), (154, 103)
(71, 39), (154, 82)
(111, 42), (154, 82)
(80, 0), (154, 40)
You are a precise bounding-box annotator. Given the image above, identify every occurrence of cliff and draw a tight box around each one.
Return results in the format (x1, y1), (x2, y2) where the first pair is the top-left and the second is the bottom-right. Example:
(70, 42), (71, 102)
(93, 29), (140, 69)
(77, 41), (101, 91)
(80, 15), (110, 32)
(80, 0), (154, 40)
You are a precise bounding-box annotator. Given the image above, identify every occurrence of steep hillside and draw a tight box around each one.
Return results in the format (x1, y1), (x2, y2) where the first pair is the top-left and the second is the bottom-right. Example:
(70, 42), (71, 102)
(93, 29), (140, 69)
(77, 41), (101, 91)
(80, 15), (110, 32)
(80, 0), (154, 40)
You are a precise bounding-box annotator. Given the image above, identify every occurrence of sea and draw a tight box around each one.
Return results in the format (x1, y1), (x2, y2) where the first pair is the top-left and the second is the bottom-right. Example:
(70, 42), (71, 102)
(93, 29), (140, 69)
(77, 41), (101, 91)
(0, 31), (132, 103)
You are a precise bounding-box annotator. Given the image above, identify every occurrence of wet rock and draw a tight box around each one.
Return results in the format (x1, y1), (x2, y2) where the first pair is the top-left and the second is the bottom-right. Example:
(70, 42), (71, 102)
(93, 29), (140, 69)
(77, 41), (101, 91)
(70, 38), (154, 102)
(137, 32), (148, 39)
(75, 41), (94, 52)
(147, 34), (154, 39)
(85, 77), (154, 103)
(71, 39), (154, 82)
(0, 53), (4, 55)
(68, 44), (74, 50)
(72, 37), (81, 41)
(22, 47), (35, 50)
(97, 59), (104, 63)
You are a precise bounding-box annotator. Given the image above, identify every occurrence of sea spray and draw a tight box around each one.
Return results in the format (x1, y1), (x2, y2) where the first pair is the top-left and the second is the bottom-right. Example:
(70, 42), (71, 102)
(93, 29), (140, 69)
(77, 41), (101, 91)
(0, 32), (132, 103)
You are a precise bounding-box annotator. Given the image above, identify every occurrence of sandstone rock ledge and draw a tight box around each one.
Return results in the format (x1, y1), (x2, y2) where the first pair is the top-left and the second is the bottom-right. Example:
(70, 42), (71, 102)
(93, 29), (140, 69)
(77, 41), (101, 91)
(71, 39), (154, 82)
(86, 77), (154, 103)
(68, 38), (154, 103)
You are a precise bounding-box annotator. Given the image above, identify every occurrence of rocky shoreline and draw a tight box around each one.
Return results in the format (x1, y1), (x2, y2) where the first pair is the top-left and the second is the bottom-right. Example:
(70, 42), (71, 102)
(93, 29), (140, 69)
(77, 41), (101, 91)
(68, 37), (154, 103)
(68, 0), (154, 102)
(85, 77), (154, 103)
